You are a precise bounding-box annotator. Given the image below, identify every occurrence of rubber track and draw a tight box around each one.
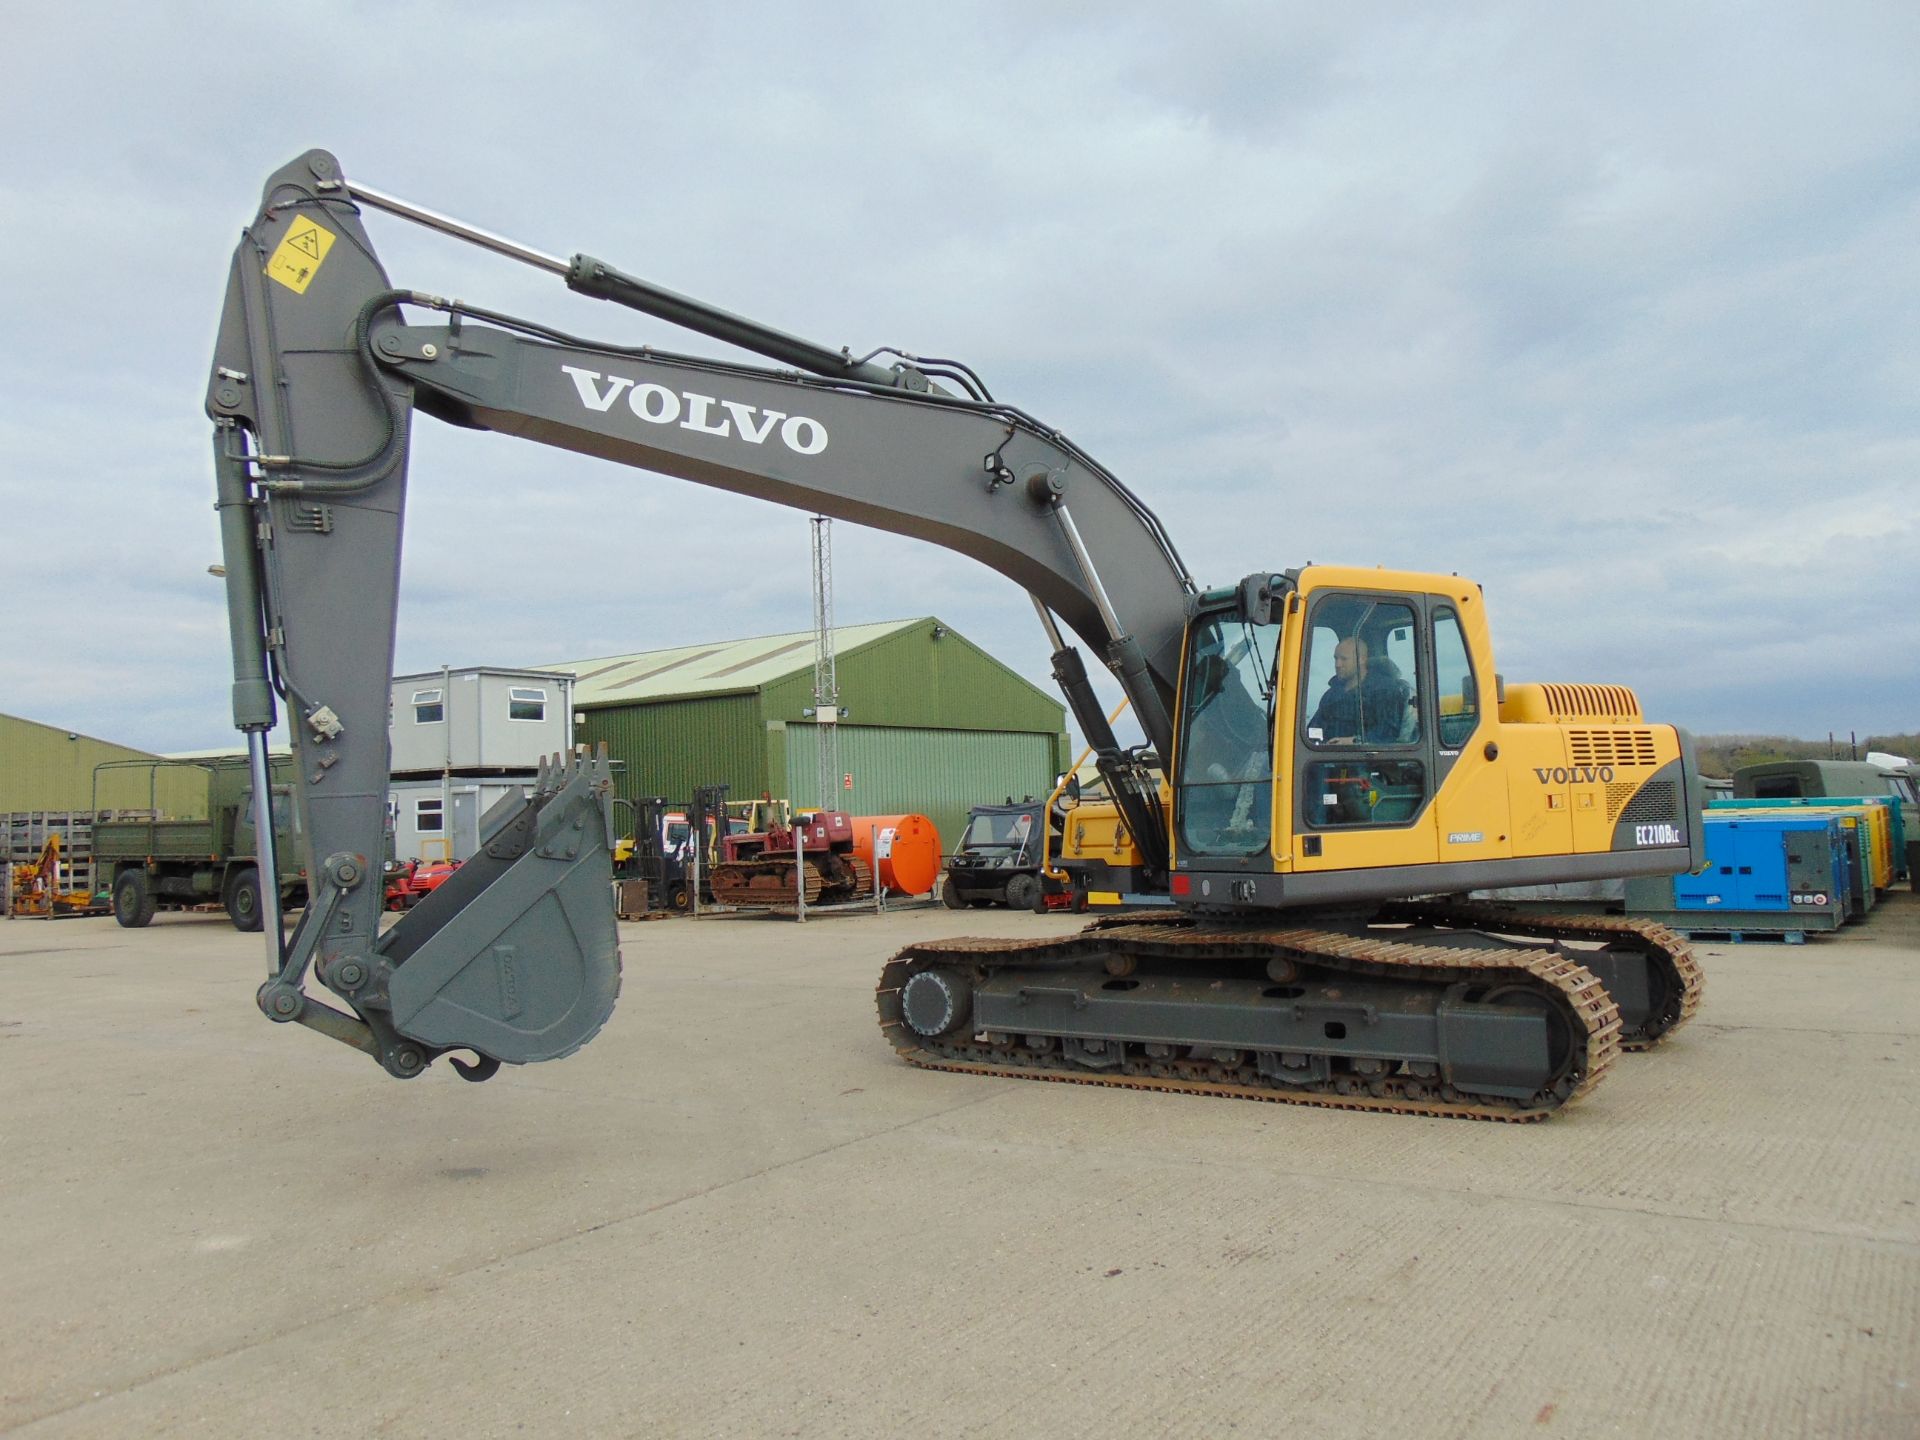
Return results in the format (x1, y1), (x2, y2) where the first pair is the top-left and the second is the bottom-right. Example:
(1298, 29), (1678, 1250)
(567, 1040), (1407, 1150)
(876, 921), (1622, 1122)
(1376, 900), (1702, 1050)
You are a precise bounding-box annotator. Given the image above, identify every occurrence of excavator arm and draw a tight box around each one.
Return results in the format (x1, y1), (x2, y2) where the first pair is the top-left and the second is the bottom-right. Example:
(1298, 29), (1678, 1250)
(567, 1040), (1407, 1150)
(208, 149), (1191, 1077)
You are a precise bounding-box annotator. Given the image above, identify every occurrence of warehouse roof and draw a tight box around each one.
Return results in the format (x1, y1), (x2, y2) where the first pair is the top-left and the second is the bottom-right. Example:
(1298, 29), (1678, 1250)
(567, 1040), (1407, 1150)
(540, 619), (926, 707)
(0, 711), (159, 755)
(160, 747), (293, 762)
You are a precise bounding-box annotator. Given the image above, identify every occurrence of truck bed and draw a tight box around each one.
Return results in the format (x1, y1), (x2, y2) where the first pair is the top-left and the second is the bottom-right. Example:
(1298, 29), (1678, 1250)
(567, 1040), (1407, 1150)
(92, 819), (219, 862)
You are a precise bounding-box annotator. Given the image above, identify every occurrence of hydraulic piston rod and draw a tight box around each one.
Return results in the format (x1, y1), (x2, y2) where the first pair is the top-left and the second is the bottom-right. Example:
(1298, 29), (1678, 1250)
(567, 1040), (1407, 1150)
(332, 174), (902, 387)
(337, 179), (571, 276)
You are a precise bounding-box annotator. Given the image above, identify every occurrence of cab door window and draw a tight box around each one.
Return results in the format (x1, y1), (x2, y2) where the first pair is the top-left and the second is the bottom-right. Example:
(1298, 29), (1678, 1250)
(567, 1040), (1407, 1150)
(1299, 597), (1426, 829)
(1432, 607), (1479, 748)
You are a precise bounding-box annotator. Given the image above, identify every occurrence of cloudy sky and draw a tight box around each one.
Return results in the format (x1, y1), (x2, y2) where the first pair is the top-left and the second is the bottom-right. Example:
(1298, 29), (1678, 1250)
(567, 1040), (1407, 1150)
(3, 2), (1914, 757)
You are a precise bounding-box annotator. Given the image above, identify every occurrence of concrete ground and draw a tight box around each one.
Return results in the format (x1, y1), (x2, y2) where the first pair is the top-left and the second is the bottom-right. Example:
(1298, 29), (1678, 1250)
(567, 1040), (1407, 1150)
(2, 894), (1917, 1438)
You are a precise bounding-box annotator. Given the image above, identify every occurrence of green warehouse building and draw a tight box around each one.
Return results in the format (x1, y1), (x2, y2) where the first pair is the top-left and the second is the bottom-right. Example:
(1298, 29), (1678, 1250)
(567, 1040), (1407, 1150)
(0, 713), (214, 817)
(545, 618), (1070, 850)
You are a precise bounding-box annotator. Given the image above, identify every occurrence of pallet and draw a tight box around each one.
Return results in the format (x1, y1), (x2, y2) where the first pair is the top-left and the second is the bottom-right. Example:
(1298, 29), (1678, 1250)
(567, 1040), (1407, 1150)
(1675, 928), (1808, 945)
(1623, 906), (1842, 944)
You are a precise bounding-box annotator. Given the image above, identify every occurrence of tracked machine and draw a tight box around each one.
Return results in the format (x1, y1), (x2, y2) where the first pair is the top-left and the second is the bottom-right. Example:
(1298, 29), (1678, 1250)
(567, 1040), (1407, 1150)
(709, 808), (874, 908)
(207, 151), (1701, 1113)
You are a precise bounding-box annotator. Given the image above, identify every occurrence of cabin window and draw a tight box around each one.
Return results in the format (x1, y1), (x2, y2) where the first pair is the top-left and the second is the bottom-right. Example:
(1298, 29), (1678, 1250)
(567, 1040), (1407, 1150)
(412, 688), (444, 725)
(1176, 611), (1280, 857)
(1301, 599), (1419, 748)
(1299, 595), (1427, 830)
(508, 686), (547, 722)
(415, 797), (444, 833)
(1432, 607), (1479, 749)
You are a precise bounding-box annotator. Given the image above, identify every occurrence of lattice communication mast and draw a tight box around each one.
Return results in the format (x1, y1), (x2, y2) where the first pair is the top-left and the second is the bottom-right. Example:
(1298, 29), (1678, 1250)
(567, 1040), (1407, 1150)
(810, 516), (840, 808)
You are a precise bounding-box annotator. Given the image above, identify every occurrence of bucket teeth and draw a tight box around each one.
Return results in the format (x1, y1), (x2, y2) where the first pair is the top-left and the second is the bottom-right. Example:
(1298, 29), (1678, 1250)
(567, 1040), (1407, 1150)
(534, 744), (612, 803)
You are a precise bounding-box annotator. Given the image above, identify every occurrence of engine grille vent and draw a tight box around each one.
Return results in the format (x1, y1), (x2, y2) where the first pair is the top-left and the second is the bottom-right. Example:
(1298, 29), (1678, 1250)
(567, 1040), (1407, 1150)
(1570, 728), (1661, 768)
(1618, 781), (1679, 825)
(1540, 684), (1641, 720)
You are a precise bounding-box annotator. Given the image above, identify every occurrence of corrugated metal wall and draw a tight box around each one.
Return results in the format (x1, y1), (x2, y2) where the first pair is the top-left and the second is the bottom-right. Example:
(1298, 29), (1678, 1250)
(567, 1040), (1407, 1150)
(781, 724), (1056, 851)
(0, 716), (210, 816)
(574, 620), (1068, 846)
(576, 694), (767, 809)
(759, 620), (1067, 743)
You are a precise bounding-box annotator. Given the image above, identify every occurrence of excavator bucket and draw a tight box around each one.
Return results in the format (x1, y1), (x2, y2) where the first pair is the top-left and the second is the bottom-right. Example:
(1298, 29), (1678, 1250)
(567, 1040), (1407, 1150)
(375, 749), (622, 1065)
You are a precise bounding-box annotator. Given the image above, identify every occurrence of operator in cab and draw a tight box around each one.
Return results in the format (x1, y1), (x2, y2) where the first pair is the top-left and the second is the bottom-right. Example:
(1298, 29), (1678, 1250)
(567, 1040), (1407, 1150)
(1306, 636), (1409, 746)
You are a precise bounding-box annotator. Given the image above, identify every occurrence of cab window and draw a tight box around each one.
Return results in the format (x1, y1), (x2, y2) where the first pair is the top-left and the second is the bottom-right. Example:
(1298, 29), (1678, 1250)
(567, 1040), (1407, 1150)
(1301, 599), (1419, 748)
(1299, 596), (1425, 830)
(237, 788), (295, 836)
(1176, 611), (1280, 857)
(1432, 607), (1479, 748)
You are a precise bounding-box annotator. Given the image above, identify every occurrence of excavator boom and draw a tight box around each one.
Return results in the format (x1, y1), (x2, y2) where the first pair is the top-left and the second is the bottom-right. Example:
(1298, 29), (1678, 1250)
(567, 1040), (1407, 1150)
(208, 150), (1191, 1076)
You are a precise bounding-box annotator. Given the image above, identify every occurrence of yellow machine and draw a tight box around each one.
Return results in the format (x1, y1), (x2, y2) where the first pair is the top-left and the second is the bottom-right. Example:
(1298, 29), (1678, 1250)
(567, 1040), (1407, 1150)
(1165, 566), (1695, 890)
(7, 835), (97, 918)
(1045, 766), (1163, 910)
(1052, 789), (1157, 908)
(1050, 567), (1694, 905)
(1039, 699), (1158, 909)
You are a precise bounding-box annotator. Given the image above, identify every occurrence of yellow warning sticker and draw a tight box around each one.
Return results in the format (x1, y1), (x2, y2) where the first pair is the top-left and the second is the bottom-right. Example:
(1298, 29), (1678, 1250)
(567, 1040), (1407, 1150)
(265, 217), (337, 294)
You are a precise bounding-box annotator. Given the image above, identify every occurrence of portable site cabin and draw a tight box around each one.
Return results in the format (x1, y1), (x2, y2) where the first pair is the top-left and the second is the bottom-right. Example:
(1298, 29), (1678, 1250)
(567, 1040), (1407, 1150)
(387, 668), (574, 862)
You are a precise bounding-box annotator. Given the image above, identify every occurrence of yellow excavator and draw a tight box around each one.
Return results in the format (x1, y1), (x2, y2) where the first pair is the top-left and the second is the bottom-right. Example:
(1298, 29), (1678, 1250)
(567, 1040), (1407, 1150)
(1041, 699), (1163, 910)
(204, 150), (1701, 1116)
(7, 835), (97, 918)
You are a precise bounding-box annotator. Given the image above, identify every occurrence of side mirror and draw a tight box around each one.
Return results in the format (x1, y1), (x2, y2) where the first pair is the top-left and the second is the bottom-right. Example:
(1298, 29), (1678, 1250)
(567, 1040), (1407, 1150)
(1235, 572), (1291, 626)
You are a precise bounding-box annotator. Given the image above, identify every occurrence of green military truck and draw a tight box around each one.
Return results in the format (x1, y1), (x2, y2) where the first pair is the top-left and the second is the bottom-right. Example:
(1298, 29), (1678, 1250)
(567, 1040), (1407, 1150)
(94, 758), (304, 931)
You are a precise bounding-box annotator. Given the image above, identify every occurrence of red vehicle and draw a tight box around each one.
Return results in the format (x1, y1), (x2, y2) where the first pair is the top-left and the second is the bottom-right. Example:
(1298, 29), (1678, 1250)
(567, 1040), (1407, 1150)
(709, 810), (871, 907)
(383, 858), (462, 911)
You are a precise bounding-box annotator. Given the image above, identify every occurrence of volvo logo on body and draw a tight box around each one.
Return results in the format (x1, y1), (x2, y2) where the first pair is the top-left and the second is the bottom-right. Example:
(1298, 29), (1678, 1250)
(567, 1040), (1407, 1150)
(560, 365), (829, 455)
(1533, 765), (1616, 785)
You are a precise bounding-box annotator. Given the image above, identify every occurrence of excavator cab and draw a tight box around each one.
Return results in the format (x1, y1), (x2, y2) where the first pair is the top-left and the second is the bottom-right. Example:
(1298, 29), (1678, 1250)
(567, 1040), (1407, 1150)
(1169, 567), (1701, 912)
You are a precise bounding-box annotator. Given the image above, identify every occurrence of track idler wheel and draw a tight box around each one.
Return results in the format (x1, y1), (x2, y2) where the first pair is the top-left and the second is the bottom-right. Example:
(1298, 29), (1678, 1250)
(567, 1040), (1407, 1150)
(898, 967), (973, 1040)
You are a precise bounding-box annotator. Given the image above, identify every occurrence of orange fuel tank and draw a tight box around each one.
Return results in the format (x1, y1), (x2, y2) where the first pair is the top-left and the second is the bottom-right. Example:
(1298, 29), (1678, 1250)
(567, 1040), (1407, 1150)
(848, 814), (942, 896)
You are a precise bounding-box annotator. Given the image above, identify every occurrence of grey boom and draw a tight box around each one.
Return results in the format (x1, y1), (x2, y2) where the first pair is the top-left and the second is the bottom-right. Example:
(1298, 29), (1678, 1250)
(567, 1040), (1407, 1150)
(206, 150), (1192, 1077)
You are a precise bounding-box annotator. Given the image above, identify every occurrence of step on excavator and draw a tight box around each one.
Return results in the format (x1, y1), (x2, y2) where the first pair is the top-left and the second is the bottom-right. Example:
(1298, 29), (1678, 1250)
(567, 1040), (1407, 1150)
(208, 151), (1701, 1113)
